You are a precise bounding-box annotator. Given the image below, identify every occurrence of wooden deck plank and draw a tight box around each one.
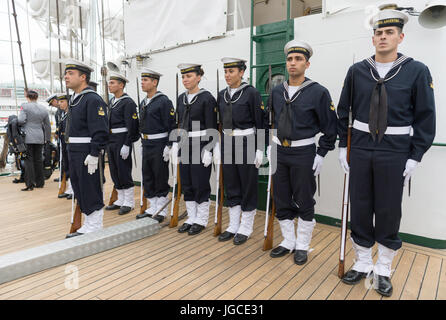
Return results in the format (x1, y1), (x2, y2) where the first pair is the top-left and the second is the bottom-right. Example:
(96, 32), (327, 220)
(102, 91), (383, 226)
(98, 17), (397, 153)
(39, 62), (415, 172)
(386, 250), (416, 300)
(418, 256), (442, 300)
(179, 223), (286, 300)
(153, 223), (284, 300)
(255, 231), (338, 300)
(1, 225), (187, 299)
(400, 253), (429, 300)
(200, 231), (329, 299)
(216, 229), (325, 300)
(307, 241), (355, 300)
(435, 259), (446, 300)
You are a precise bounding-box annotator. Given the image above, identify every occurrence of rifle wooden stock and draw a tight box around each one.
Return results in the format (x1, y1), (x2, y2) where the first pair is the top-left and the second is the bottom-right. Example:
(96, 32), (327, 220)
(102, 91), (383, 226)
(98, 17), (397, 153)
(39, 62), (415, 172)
(169, 163), (181, 228)
(140, 195), (147, 214)
(58, 172), (67, 195)
(263, 179), (276, 251)
(213, 159), (224, 236)
(69, 203), (82, 234)
(108, 187), (118, 206)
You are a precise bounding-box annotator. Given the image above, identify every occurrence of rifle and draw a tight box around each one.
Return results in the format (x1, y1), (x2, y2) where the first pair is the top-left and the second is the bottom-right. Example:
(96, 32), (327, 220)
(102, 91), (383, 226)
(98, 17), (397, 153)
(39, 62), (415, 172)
(169, 73), (181, 228)
(263, 65), (276, 251)
(213, 69), (224, 236)
(69, 196), (82, 234)
(108, 187), (118, 206)
(136, 77), (148, 214)
(58, 172), (67, 196)
(338, 58), (354, 279)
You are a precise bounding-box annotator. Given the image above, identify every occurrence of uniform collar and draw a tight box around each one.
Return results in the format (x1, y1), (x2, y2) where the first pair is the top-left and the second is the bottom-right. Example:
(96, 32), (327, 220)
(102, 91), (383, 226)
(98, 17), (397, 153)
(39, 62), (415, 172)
(142, 91), (164, 107)
(183, 88), (208, 105)
(224, 82), (250, 103)
(282, 78), (315, 102)
(365, 53), (413, 81)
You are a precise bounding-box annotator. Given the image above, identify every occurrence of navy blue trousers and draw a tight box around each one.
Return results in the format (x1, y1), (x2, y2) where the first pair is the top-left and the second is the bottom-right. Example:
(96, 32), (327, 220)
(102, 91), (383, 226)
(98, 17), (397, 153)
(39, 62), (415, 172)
(142, 143), (169, 198)
(349, 148), (407, 251)
(221, 135), (258, 211)
(180, 139), (211, 204)
(68, 150), (104, 215)
(108, 133), (134, 190)
(273, 144), (316, 221)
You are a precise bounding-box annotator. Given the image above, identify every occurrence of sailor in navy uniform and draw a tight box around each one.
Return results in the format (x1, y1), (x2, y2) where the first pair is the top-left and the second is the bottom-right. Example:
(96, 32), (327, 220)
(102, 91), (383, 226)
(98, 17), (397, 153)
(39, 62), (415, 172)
(104, 71), (140, 215)
(268, 41), (337, 264)
(64, 60), (109, 238)
(47, 93), (61, 181)
(56, 94), (73, 199)
(216, 57), (267, 245)
(337, 9), (436, 297)
(174, 63), (218, 235)
(135, 68), (176, 222)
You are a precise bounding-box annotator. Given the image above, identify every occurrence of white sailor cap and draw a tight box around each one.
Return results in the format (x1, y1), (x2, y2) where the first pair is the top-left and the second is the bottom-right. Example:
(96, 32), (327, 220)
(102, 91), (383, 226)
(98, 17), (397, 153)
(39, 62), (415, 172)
(371, 9), (409, 30)
(55, 93), (70, 100)
(46, 94), (57, 104)
(64, 59), (94, 74)
(108, 71), (129, 83)
(177, 63), (202, 74)
(221, 57), (247, 69)
(140, 68), (162, 80)
(284, 40), (313, 59)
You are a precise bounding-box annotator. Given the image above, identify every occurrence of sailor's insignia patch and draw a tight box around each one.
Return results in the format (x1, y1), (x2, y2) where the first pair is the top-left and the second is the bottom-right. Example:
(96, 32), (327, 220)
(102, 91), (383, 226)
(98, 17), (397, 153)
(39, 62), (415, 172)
(330, 102), (335, 111)
(430, 82), (434, 89)
(170, 108), (175, 116)
(214, 107), (217, 113)
(132, 113), (138, 119)
(260, 102), (265, 110)
(98, 106), (105, 116)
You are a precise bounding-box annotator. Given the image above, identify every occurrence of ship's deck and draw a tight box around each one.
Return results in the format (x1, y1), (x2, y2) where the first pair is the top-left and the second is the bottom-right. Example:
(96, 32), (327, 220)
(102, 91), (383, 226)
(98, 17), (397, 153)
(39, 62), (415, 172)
(0, 169), (445, 300)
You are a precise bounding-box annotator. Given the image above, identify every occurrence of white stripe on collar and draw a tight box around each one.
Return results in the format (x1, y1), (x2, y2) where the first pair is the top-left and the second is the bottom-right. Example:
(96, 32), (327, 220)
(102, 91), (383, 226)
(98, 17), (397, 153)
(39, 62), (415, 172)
(223, 82), (249, 104)
(282, 79), (315, 103)
(183, 88), (209, 105)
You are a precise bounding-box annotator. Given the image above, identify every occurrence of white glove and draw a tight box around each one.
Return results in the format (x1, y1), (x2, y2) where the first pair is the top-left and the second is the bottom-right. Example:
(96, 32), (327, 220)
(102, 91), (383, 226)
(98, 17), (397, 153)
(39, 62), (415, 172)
(254, 149), (264, 169)
(120, 145), (130, 160)
(170, 142), (179, 165)
(162, 145), (171, 162)
(338, 147), (349, 174)
(403, 159), (418, 186)
(202, 149), (212, 167)
(266, 145), (272, 163)
(84, 154), (99, 175)
(312, 154), (324, 176)
(213, 142), (221, 165)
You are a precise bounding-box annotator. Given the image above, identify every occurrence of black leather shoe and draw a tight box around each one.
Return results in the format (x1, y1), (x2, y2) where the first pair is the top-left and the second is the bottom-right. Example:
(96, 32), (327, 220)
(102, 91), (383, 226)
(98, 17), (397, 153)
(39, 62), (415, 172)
(13, 178), (24, 183)
(270, 246), (293, 258)
(65, 232), (83, 239)
(233, 234), (248, 245)
(53, 178), (60, 182)
(178, 223), (192, 233)
(35, 185), (44, 188)
(294, 250), (308, 265)
(341, 269), (368, 285)
(188, 223), (205, 235)
(58, 193), (69, 198)
(218, 231), (235, 242)
(375, 275), (393, 297)
(119, 206), (132, 215)
(21, 186), (34, 191)
(136, 212), (152, 219)
(105, 204), (120, 210)
(152, 215), (165, 223)
(66, 194), (73, 200)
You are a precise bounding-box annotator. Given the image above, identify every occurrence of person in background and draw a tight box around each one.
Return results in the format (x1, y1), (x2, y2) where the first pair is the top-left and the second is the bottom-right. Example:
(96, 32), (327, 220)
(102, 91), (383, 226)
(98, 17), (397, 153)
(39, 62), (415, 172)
(18, 90), (51, 191)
